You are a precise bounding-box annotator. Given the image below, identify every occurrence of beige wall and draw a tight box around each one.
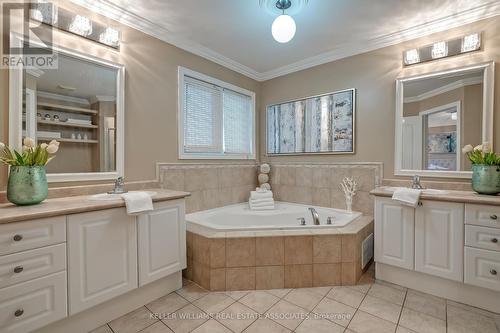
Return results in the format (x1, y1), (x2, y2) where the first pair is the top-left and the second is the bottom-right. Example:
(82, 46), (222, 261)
(0, 1), (260, 191)
(259, 17), (500, 181)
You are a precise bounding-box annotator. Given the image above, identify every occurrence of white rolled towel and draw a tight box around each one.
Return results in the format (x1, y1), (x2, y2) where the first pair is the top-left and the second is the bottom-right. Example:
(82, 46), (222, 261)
(250, 190), (273, 200)
(260, 183), (271, 191)
(258, 173), (269, 184)
(260, 163), (271, 174)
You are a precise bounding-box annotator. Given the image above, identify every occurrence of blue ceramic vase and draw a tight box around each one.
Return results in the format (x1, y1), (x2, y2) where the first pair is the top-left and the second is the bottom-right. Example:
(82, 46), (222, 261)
(7, 166), (48, 205)
(471, 164), (500, 195)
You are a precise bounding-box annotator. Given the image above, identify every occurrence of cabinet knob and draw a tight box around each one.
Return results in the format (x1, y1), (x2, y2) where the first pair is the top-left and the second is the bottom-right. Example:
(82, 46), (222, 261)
(491, 215), (498, 220)
(13, 266), (23, 274)
(14, 309), (24, 317)
(492, 238), (499, 243)
(418, 201), (423, 206)
(490, 269), (498, 276)
(13, 234), (23, 242)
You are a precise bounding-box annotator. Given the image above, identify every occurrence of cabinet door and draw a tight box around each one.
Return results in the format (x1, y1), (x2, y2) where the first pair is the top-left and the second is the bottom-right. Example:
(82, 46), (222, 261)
(375, 198), (415, 270)
(138, 200), (186, 286)
(67, 208), (137, 315)
(415, 201), (464, 281)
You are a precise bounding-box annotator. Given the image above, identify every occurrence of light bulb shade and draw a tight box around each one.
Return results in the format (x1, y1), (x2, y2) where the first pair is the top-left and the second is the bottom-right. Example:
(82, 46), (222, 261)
(272, 14), (296, 43)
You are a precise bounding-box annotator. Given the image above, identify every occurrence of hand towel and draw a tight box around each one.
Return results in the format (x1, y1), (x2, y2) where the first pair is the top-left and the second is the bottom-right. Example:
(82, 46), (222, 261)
(392, 188), (422, 208)
(121, 192), (154, 215)
(250, 190), (274, 200)
(249, 201), (275, 210)
(249, 198), (275, 205)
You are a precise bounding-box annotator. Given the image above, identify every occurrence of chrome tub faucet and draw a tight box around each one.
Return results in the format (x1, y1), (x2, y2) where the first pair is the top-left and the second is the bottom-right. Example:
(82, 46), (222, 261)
(309, 207), (320, 225)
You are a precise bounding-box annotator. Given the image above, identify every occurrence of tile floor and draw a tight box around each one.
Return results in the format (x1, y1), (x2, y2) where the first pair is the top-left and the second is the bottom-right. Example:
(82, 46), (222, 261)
(90, 266), (500, 333)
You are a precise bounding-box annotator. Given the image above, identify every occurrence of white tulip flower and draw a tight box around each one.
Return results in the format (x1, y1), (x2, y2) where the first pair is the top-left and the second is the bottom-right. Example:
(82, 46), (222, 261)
(462, 144), (473, 154)
(22, 145), (29, 153)
(49, 139), (60, 146)
(0, 142), (4, 150)
(23, 137), (35, 148)
(46, 144), (59, 154)
(40, 143), (48, 149)
(474, 144), (483, 151)
(482, 142), (492, 153)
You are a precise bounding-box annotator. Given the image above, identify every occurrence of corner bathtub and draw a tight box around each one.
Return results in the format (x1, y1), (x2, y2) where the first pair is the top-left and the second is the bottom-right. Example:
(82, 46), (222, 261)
(186, 201), (362, 233)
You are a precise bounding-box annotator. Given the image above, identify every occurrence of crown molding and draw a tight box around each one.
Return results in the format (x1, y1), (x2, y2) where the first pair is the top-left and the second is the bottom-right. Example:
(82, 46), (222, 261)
(404, 76), (483, 103)
(37, 90), (90, 105)
(71, 0), (500, 82)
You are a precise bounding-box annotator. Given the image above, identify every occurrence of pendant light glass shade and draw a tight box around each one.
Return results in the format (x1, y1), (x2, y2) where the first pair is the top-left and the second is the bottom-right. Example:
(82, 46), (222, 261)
(272, 14), (296, 43)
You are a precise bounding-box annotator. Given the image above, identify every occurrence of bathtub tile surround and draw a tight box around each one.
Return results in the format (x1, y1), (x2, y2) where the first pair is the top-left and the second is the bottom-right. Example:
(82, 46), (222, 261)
(269, 163), (383, 216)
(158, 163), (258, 213)
(185, 216), (373, 291)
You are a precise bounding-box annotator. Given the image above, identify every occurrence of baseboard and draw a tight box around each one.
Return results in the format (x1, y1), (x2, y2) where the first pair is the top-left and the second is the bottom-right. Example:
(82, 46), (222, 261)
(376, 263), (500, 314)
(34, 272), (182, 333)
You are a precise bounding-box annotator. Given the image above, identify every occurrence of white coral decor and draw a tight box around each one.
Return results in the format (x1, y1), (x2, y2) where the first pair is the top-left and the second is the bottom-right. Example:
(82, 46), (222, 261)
(340, 176), (357, 213)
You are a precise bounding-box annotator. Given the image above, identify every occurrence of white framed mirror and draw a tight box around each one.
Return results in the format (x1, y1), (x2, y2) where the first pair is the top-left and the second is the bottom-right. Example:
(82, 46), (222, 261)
(395, 62), (494, 178)
(9, 34), (125, 182)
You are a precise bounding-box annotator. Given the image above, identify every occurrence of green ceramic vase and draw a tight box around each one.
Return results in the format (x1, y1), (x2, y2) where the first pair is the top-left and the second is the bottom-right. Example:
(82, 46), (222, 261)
(7, 166), (48, 205)
(471, 164), (500, 195)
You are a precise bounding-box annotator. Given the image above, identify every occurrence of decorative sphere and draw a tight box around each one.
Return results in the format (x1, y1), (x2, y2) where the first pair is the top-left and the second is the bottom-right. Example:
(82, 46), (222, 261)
(272, 15), (296, 43)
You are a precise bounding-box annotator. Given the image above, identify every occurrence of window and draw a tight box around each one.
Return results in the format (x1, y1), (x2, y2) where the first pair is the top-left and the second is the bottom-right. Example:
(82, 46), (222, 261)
(178, 67), (255, 159)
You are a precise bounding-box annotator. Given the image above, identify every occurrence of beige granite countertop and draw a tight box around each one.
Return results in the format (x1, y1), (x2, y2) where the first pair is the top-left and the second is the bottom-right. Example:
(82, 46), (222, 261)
(0, 189), (190, 224)
(370, 186), (500, 206)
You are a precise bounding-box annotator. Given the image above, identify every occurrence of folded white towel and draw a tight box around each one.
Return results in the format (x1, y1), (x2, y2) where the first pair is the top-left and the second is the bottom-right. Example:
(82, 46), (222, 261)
(249, 201), (275, 210)
(250, 198), (275, 205)
(250, 190), (273, 200)
(392, 188), (422, 208)
(121, 192), (154, 215)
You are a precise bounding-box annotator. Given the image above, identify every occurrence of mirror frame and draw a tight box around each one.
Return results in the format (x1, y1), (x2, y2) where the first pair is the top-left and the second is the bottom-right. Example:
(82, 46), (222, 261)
(9, 33), (125, 182)
(394, 61), (495, 179)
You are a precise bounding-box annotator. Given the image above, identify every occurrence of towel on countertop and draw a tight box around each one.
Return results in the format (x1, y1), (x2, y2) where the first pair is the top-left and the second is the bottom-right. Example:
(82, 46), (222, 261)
(121, 192), (154, 215)
(392, 188), (422, 208)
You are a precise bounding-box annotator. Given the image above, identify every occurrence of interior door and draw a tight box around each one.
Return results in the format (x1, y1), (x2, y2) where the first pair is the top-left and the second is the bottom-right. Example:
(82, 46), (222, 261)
(401, 116), (423, 170)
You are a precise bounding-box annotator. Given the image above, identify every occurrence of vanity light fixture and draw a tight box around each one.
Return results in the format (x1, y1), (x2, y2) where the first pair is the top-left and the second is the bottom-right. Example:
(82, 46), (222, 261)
(99, 27), (120, 48)
(69, 15), (92, 37)
(271, 0), (296, 43)
(403, 32), (481, 66)
(431, 41), (448, 59)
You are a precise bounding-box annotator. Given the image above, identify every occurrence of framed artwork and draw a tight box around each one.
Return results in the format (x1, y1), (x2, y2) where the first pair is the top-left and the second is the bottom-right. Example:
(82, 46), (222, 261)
(266, 88), (356, 155)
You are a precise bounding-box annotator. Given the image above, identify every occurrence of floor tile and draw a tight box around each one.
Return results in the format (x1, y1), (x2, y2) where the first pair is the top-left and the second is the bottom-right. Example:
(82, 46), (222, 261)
(368, 283), (406, 306)
(404, 290), (446, 320)
(265, 300), (308, 330)
(239, 291), (280, 313)
(447, 304), (498, 333)
(139, 322), (173, 333)
(243, 318), (291, 333)
(175, 282), (209, 302)
(162, 304), (208, 333)
(265, 288), (292, 298)
(283, 288), (324, 311)
(398, 307), (445, 333)
(301, 286), (332, 296)
(225, 290), (250, 300)
(193, 293), (235, 314)
(89, 324), (113, 333)
(108, 307), (157, 333)
(359, 294), (402, 324)
(396, 326), (417, 333)
(147, 293), (190, 315)
(215, 302), (259, 332)
(446, 300), (500, 320)
(347, 310), (397, 333)
(191, 319), (232, 333)
(312, 297), (356, 327)
(347, 274), (374, 294)
(327, 286), (366, 308)
(295, 316), (344, 333)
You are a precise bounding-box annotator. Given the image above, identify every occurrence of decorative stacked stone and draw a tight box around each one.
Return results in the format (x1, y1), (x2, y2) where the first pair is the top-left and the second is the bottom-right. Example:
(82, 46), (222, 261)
(258, 163), (271, 190)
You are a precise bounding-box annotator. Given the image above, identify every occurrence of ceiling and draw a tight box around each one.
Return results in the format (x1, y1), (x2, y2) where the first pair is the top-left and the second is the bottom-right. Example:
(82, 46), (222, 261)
(71, 0), (500, 81)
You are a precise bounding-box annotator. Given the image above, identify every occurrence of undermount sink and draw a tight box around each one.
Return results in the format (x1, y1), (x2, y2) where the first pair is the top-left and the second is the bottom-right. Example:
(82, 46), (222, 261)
(381, 186), (449, 195)
(88, 191), (157, 201)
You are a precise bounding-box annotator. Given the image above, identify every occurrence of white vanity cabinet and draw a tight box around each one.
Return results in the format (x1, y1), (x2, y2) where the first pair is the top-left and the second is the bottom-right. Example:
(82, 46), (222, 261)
(375, 197), (415, 270)
(138, 200), (186, 286)
(415, 200), (464, 281)
(67, 208), (138, 315)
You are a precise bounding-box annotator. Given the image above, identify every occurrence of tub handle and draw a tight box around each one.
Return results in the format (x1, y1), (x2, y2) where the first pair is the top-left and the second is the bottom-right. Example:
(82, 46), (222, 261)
(297, 217), (306, 226)
(327, 217), (334, 225)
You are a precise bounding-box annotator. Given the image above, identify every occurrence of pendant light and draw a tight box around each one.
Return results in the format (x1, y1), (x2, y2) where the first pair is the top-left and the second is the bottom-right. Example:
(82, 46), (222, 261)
(272, 0), (296, 43)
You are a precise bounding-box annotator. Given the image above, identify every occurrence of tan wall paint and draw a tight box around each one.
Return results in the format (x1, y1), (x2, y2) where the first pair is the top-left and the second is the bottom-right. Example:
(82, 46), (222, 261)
(0, 1), (260, 190)
(259, 17), (500, 181)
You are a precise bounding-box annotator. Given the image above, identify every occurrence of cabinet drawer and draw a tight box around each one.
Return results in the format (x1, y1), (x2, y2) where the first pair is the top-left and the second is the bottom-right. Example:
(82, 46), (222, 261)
(465, 225), (500, 252)
(464, 247), (500, 292)
(0, 217), (66, 256)
(0, 244), (66, 289)
(0, 271), (67, 333)
(465, 204), (500, 228)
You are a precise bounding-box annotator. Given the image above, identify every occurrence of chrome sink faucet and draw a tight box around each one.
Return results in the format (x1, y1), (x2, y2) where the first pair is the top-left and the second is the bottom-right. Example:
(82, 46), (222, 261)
(108, 177), (128, 194)
(309, 207), (320, 225)
(411, 175), (424, 190)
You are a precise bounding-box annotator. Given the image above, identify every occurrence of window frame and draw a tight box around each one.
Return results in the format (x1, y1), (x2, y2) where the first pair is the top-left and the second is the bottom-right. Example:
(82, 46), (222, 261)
(178, 66), (256, 160)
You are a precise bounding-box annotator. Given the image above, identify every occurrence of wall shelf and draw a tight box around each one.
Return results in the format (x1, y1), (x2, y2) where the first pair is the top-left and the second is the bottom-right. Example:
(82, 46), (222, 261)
(37, 119), (98, 129)
(38, 137), (99, 144)
(37, 102), (98, 115)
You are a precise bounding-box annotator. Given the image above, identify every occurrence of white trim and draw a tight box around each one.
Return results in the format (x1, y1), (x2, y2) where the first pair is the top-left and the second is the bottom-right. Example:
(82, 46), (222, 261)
(394, 62), (494, 179)
(404, 77), (483, 103)
(25, 68), (45, 78)
(89, 95), (116, 104)
(177, 67), (256, 160)
(71, 0), (500, 81)
(8, 33), (126, 183)
(37, 91), (90, 105)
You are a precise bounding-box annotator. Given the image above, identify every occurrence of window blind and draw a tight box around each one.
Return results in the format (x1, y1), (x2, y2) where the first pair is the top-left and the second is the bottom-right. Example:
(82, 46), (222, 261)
(223, 89), (252, 154)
